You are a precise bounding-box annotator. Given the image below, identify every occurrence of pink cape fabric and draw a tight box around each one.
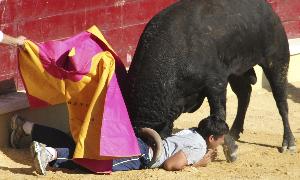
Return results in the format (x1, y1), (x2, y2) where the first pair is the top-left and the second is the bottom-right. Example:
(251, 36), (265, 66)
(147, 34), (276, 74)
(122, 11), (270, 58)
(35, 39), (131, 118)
(18, 26), (140, 173)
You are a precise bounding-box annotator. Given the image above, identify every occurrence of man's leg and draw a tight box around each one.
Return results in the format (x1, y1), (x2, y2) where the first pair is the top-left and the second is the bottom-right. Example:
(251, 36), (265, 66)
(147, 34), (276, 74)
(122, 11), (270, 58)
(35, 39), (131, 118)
(30, 141), (79, 175)
(112, 138), (151, 171)
(31, 124), (75, 150)
(10, 115), (79, 174)
(29, 122), (78, 169)
(10, 114), (75, 149)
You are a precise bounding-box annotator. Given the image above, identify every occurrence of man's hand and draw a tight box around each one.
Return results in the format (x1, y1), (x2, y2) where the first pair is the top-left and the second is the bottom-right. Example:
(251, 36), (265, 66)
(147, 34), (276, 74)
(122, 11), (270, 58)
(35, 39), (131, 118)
(16, 36), (26, 46)
(1, 33), (26, 47)
(193, 149), (214, 167)
(211, 148), (218, 161)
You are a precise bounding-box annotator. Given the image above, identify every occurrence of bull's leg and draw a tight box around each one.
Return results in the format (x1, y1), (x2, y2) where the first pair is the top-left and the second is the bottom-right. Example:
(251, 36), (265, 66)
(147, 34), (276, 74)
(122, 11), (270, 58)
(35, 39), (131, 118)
(262, 65), (296, 152)
(207, 87), (238, 162)
(228, 74), (253, 140)
(207, 90), (227, 120)
(218, 74), (254, 163)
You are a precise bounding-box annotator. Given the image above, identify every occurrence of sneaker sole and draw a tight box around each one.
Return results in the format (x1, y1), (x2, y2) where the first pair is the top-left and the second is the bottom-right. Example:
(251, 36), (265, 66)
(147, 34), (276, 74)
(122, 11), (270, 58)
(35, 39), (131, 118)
(11, 115), (18, 130)
(31, 141), (46, 175)
(10, 131), (17, 149)
(10, 115), (20, 148)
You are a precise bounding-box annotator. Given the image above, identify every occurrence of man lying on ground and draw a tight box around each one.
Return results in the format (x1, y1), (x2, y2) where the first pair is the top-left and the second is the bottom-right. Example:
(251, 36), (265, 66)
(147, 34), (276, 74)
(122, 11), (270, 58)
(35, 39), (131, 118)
(10, 115), (229, 175)
(1, 31), (229, 174)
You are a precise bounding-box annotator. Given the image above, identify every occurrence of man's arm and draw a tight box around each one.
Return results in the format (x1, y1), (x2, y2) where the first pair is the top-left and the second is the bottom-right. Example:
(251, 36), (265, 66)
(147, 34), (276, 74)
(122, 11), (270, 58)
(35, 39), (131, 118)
(162, 150), (188, 171)
(192, 149), (214, 167)
(0, 31), (26, 46)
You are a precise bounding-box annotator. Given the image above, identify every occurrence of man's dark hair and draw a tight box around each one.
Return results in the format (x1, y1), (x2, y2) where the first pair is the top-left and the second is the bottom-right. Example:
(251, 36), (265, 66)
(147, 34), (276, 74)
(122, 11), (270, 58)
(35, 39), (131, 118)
(195, 115), (229, 140)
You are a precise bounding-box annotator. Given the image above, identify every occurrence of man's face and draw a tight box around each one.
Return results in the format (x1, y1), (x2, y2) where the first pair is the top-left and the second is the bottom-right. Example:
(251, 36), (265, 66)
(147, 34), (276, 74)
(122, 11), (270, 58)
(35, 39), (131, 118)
(208, 135), (225, 149)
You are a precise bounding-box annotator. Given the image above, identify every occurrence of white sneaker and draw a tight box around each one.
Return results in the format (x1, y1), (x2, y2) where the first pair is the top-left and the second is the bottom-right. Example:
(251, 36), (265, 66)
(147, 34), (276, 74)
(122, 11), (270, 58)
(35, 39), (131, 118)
(10, 115), (26, 148)
(30, 141), (52, 175)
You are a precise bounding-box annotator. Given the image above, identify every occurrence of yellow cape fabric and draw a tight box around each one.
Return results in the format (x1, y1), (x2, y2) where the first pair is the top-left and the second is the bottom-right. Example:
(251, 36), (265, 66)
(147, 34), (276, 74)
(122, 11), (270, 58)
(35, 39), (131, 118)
(19, 26), (118, 160)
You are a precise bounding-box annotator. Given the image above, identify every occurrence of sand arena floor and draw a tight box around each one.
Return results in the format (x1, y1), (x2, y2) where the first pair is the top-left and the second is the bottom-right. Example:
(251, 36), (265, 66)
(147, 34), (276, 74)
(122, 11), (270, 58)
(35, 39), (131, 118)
(1, 83), (300, 179)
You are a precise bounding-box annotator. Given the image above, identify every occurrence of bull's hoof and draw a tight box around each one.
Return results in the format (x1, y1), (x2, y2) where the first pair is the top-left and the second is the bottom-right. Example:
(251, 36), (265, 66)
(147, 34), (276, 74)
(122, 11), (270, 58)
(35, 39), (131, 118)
(223, 135), (238, 162)
(281, 136), (297, 153)
(281, 145), (297, 153)
(223, 144), (238, 162)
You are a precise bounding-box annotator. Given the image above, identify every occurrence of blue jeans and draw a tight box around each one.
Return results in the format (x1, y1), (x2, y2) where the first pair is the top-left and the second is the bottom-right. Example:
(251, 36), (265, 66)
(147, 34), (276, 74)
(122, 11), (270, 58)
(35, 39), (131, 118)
(112, 138), (151, 171)
(31, 124), (151, 171)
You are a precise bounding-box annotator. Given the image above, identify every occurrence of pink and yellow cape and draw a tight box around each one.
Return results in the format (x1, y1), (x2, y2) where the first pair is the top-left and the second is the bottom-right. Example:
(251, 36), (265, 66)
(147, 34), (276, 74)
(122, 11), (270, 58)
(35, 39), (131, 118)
(18, 26), (140, 173)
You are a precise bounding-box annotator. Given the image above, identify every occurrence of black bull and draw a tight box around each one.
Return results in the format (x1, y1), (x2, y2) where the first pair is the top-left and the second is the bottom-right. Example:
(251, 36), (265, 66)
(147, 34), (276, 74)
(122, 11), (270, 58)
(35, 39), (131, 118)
(124, 0), (296, 162)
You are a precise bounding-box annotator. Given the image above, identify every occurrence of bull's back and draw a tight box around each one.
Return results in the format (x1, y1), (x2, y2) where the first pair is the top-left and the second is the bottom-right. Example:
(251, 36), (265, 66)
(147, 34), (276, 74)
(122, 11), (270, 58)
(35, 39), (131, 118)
(130, 0), (282, 76)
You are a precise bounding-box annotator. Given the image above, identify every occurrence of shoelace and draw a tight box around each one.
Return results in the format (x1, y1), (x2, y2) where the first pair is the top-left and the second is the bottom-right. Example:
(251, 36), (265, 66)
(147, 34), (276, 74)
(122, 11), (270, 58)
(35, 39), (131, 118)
(34, 143), (54, 163)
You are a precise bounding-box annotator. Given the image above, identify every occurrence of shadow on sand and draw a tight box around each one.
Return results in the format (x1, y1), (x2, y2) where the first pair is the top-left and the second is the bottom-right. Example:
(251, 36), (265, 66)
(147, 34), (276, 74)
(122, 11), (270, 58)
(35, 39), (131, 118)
(0, 146), (36, 175)
(0, 146), (88, 175)
(287, 83), (300, 103)
(237, 140), (281, 152)
(0, 147), (32, 166)
(0, 166), (36, 175)
(262, 80), (300, 103)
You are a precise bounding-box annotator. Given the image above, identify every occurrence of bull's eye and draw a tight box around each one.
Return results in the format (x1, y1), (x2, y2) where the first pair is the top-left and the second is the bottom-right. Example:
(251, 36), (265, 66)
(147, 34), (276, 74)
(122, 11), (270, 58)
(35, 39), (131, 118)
(210, 81), (225, 93)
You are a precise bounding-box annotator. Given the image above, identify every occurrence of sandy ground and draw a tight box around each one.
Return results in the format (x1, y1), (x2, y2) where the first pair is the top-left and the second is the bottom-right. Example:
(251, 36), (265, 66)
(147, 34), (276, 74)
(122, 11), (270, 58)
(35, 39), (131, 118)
(0, 82), (300, 180)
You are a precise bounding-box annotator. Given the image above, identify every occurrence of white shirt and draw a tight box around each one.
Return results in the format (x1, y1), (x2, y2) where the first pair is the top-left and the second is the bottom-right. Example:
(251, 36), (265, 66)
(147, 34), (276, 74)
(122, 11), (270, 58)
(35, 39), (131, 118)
(151, 128), (207, 168)
(0, 31), (3, 42)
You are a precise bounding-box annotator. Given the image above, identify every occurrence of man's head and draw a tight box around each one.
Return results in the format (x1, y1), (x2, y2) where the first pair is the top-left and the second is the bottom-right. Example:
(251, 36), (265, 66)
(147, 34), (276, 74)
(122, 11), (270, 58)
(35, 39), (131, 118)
(196, 115), (229, 149)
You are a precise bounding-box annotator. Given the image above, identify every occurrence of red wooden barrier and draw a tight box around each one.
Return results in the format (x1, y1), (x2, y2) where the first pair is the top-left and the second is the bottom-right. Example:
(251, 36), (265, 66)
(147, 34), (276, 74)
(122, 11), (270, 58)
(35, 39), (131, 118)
(0, 0), (299, 89)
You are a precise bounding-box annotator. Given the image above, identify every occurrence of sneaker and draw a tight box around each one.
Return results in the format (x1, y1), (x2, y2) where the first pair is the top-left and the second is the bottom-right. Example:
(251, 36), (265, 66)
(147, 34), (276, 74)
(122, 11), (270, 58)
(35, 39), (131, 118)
(10, 114), (26, 148)
(138, 128), (163, 165)
(30, 141), (52, 175)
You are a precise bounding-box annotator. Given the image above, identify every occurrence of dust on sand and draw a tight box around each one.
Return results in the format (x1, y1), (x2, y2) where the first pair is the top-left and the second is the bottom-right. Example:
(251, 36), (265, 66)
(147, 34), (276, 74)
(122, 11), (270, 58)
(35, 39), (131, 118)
(1, 83), (300, 179)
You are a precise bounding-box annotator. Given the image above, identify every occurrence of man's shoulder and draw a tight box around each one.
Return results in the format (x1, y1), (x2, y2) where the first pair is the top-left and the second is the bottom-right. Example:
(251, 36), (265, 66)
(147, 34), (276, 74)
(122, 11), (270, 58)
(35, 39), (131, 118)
(174, 129), (193, 135)
(174, 128), (198, 135)
(174, 129), (205, 143)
